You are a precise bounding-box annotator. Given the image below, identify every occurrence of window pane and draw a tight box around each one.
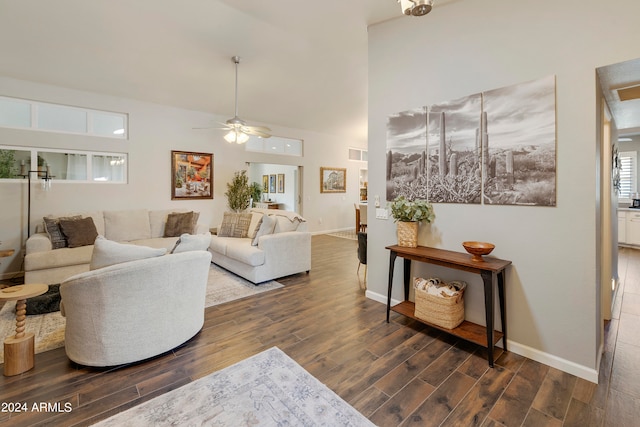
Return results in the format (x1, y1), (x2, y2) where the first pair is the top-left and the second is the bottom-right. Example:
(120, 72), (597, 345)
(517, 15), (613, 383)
(92, 154), (126, 182)
(0, 98), (31, 128)
(349, 148), (361, 161)
(38, 151), (87, 180)
(37, 104), (87, 133)
(0, 148), (30, 179)
(93, 113), (126, 137)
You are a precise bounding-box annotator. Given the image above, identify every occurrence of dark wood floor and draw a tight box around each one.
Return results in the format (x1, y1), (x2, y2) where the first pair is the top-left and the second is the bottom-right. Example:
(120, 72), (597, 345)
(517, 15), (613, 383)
(1, 236), (640, 426)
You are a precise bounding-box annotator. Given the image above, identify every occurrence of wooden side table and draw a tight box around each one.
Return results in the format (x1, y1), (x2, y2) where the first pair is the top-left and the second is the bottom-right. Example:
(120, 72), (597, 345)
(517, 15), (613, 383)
(0, 284), (48, 376)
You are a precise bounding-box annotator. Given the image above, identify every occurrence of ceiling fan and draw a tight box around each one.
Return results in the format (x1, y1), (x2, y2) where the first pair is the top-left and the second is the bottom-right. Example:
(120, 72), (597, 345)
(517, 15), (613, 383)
(221, 55), (271, 143)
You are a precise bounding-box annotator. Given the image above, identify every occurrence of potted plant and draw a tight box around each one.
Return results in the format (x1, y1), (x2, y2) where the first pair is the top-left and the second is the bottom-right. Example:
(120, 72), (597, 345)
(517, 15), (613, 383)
(249, 182), (262, 207)
(225, 170), (252, 212)
(389, 195), (435, 247)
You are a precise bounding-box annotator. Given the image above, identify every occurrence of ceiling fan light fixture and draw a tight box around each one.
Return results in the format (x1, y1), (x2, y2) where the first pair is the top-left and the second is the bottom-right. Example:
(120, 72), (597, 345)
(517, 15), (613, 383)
(398, 0), (433, 16)
(224, 129), (249, 144)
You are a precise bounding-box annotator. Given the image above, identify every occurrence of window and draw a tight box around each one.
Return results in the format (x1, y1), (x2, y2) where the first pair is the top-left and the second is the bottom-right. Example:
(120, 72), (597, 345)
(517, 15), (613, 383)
(245, 135), (303, 157)
(349, 147), (368, 162)
(0, 145), (127, 183)
(0, 96), (127, 139)
(619, 151), (637, 200)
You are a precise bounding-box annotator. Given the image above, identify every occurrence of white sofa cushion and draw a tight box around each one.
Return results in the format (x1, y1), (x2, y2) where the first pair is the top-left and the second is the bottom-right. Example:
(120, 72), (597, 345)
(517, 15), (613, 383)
(90, 236), (166, 270)
(104, 209), (151, 242)
(172, 232), (212, 253)
(224, 238), (265, 266)
(273, 215), (302, 233)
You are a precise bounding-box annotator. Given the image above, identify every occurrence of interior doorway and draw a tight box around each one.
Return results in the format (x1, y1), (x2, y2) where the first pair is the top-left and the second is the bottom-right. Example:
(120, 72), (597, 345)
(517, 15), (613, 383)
(246, 163), (303, 214)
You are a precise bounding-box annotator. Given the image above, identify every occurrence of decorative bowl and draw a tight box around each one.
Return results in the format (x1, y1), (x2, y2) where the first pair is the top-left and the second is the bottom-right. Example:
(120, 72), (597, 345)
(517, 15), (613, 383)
(462, 241), (495, 262)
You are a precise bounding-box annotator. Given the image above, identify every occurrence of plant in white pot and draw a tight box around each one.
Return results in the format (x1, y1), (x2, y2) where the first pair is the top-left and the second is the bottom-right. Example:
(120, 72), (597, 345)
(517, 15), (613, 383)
(389, 195), (435, 247)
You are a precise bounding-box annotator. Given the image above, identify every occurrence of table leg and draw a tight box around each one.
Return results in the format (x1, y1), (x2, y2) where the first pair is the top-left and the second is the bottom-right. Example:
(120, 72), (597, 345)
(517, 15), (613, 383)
(403, 259), (411, 301)
(481, 270), (495, 367)
(387, 251), (397, 322)
(498, 270), (507, 351)
(4, 298), (35, 376)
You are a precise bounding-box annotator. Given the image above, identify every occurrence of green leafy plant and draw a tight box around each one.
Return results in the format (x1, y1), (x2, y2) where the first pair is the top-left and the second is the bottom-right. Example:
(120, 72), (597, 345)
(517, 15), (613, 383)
(0, 149), (17, 179)
(249, 182), (262, 206)
(389, 195), (435, 223)
(225, 170), (252, 212)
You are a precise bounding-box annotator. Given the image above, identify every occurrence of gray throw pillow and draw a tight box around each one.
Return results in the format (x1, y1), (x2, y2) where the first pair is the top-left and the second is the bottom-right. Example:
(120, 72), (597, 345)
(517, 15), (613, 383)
(58, 217), (99, 248)
(90, 236), (167, 270)
(171, 232), (212, 254)
(252, 215), (276, 246)
(43, 215), (82, 249)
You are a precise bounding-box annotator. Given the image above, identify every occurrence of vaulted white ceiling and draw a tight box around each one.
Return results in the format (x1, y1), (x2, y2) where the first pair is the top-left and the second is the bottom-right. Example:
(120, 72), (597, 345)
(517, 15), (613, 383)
(1, 1), (638, 143)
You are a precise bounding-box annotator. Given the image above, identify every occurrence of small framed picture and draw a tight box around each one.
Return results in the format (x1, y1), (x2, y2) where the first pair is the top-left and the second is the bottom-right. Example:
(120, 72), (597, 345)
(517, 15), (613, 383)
(269, 174), (277, 193)
(320, 167), (346, 193)
(171, 151), (213, 200)
(277, 173), (285, 193)
(262, 174), (269, 192)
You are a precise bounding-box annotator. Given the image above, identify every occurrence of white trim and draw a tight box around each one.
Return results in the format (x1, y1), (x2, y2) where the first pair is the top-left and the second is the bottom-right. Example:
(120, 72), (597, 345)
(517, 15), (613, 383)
(365, 289), (598, 383)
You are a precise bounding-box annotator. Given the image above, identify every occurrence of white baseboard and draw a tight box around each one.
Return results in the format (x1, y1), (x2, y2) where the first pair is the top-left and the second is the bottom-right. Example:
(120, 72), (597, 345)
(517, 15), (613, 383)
(365, 290), (598, 383)
(312, 227), (355, 236)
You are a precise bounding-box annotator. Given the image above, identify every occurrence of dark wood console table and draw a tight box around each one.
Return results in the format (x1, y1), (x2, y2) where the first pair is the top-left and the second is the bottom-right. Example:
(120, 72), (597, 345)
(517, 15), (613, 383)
(386, 245), (511, 367)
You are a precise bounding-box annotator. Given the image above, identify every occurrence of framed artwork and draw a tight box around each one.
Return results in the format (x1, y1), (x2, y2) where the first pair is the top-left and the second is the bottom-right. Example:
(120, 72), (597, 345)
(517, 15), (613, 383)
(277, 173), (285, 193)
(320, 167), (346, 193)
(269, 174), (277, 193)
(171, 150), (213, 200)
(262, 174), (269, 192)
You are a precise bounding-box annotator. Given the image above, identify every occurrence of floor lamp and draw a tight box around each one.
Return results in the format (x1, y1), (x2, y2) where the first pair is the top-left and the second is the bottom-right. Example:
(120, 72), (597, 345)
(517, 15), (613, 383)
(18, 166), (53, 238)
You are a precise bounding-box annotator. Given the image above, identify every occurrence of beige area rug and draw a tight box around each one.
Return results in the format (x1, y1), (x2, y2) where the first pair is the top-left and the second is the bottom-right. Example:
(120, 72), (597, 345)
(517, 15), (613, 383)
(327, 229), (358, 241)
(0, 264), (283, 364)
(93, 346), (375, 427)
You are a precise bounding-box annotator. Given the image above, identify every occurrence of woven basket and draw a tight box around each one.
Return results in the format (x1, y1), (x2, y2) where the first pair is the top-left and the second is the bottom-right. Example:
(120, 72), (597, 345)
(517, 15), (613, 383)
(397, 221), (418, 247)
(414, 278), (466, 329)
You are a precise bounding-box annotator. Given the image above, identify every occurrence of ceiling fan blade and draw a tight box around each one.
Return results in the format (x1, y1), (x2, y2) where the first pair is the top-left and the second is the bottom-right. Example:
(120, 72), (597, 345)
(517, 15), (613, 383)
(243, 126), (272, 138)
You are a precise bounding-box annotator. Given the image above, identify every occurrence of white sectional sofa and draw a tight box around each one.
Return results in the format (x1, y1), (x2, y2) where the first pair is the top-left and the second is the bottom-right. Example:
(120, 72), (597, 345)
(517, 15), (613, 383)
(25, 209), (207, 284)
(208, 208), (311, 284)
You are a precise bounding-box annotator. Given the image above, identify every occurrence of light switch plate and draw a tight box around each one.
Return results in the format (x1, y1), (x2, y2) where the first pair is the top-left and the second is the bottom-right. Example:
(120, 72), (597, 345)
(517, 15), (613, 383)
(376, 208), (389, 220)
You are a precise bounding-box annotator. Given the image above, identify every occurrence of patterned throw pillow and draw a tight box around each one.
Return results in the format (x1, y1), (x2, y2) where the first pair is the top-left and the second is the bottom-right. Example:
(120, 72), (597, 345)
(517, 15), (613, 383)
(218, 212), (253, 238)
(43, 215), (82, 249)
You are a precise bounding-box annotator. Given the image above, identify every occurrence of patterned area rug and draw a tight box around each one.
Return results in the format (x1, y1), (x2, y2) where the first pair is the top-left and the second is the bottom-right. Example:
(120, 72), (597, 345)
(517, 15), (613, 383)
(94, 347), (374, 427)
(327, 229), (358, 241)
(0, 264), (283, 364)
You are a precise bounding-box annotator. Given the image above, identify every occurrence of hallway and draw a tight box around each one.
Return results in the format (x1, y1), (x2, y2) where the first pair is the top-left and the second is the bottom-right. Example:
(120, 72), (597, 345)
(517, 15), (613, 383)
(599, 246), (640, 426)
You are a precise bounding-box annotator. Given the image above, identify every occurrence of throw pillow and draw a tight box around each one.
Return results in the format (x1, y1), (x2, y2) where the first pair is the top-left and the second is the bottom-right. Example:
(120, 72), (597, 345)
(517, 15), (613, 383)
(43, 215), (82, 249)
(252, 214), (276, 246)
(218, 212), (253, 238)
(248, 214), (264, 240)
(171, 232), (212, 254)
(59, 217), (99, 248)
(90, 235), (167, 270)
(164, 211), (196, 237)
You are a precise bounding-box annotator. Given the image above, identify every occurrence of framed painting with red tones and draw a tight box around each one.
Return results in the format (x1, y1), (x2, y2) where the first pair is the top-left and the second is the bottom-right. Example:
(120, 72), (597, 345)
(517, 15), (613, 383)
(171, 151), (213, 200)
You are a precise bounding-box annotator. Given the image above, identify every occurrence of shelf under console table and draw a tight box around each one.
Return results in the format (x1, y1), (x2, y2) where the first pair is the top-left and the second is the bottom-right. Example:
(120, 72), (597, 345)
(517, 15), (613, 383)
(386, 244), (512, 367)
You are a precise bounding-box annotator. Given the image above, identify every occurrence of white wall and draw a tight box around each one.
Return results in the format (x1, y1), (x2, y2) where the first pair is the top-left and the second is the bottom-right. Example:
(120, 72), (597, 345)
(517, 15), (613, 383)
(367, 0), (640, 381)
(0, 76), (365, 277)
(247, 163), (298, 211)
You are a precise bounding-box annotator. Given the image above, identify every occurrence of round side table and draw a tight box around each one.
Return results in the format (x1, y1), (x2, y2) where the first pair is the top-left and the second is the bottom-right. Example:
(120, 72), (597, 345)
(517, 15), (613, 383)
(0, 284), (48, 376)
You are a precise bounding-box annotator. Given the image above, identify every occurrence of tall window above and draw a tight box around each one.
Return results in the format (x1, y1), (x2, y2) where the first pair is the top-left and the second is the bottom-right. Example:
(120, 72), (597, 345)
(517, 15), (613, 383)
(245, 135), (303, 157)
(0, 96), (127, 139)
(619, 151), (637, 201)
(349, 147), (368, 162)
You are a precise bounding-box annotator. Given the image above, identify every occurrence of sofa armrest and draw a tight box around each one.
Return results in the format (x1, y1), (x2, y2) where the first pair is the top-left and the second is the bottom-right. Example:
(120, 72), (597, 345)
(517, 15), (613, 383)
(258, 231), (311, 269)
(26, 233), (52, 254)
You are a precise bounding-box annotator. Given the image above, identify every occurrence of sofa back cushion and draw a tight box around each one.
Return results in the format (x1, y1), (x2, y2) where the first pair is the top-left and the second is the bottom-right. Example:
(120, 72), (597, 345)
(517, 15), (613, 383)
(90, 236), (167, 270)
(104, 209), (151, 242)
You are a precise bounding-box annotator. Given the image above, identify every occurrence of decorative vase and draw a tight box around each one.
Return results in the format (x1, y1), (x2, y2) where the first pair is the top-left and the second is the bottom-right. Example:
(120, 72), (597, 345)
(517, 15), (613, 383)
(397, 221), (418, 247)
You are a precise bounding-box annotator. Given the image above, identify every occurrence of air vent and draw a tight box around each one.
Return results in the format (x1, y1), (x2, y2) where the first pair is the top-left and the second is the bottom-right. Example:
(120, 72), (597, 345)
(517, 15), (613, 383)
(617, 84), (640, 101)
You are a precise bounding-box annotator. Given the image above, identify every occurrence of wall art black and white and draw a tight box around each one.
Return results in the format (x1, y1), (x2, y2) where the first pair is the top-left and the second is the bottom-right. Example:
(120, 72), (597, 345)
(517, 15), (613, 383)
(481, 75), (557, 206)
(427, 93), (483, 204)
(386, 107), (427, 201)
